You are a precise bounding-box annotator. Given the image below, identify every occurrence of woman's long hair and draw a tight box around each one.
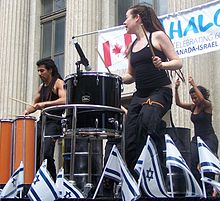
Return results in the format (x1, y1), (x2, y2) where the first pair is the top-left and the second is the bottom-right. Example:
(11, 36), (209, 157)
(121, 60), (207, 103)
(129, 4), (165, 33)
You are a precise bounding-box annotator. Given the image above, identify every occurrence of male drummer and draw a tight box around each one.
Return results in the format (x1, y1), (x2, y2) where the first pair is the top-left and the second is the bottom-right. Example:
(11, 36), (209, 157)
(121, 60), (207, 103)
(23, 58), (66, 181)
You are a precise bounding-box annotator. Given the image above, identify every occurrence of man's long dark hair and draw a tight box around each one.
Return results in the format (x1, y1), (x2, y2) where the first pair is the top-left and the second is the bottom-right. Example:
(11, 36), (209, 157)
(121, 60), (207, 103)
(37, 58), (63, 101)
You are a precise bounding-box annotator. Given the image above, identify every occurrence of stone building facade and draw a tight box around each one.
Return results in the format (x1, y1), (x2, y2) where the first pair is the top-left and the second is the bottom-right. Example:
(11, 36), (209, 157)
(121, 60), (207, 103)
(0, 0), (220, 152)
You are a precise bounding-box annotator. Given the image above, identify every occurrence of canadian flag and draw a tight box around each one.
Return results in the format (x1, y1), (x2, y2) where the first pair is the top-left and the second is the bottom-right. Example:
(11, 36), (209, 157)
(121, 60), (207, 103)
(97, 25), (135, 72)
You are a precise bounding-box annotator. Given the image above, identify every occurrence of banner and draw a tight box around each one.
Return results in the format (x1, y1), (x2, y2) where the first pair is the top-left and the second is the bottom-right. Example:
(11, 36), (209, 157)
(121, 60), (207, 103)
(160, 0), (220, 58)
(98, 0), (220, 72)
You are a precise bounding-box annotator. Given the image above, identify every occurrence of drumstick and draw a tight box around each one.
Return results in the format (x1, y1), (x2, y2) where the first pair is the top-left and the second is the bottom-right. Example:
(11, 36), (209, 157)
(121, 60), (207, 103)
(95, 47), (112, 74)
(121, 105), (128, 115)
(10, 97), (35, 108)
(141, 24), (155, 57)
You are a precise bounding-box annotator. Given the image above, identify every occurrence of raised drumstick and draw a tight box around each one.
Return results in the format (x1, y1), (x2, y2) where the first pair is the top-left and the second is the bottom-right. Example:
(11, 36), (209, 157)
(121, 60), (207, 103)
(10, 97), (35, 108)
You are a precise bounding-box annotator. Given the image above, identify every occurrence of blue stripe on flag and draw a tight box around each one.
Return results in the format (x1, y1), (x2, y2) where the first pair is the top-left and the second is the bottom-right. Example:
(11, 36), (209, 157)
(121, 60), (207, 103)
(57, 174), (62, 179)
(167, 156), (189, 170)
(105, 168), (121, 181)
(201, 162), (220, 170)
(187, 172), (196, 194)
(29, 187), (41, 201)
(120, 166), (139, 197)
(13, 167), (24, 177)
(39, 169), (59, 199)
(63, 181), (81, 198)
(148, 145), (169, 197)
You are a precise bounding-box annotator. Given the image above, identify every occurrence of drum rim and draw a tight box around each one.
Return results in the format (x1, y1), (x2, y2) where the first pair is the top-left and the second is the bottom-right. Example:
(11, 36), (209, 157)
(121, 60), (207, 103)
(15, 115), (36, 120)
(64, 72), (122, 81)
(0, 119), (14, 122)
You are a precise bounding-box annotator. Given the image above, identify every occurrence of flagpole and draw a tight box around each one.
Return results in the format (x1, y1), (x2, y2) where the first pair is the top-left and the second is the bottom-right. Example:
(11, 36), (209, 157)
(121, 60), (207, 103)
(201, 168), (207, 198)
(168, 164), (174, 197)
(92, 145), (116, 199)
(137, 136), (150, 188)
(72, 30), (98, 38)
(73, 25), (126, 38)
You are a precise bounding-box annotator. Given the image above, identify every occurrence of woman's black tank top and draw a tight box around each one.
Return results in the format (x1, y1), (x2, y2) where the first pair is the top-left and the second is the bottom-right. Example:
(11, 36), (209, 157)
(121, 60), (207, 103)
(130, 33), (171, 90)
(191, 111), (215, 137)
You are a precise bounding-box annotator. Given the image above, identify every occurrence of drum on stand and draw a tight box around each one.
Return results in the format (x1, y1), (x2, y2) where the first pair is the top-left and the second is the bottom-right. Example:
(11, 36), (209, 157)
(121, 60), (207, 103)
(13, 116), (36, 185)
(63, 72), (124, 195)
(64, 72), (122, 107)
(0, 119), (14, 188)
(64, 72), (123, 133)
(42, 104), (125, 197)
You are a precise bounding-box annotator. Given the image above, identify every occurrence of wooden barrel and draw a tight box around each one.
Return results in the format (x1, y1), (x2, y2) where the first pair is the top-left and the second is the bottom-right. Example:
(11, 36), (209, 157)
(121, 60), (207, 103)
(0, 119), (14, 186)
(13, 116), (36, 184)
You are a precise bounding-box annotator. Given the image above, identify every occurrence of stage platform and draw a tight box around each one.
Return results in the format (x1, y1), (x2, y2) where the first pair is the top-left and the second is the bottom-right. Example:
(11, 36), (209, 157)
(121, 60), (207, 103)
(1, 197), (220, 201)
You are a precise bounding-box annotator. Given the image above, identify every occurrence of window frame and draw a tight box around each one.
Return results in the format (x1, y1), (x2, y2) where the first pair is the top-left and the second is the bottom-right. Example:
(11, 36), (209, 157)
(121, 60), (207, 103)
(40, 2), (66, 77)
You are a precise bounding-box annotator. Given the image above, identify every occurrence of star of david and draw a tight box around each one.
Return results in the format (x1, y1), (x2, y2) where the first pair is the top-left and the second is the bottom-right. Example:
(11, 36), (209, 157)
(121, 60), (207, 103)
(145, 168), (154, 181)
(64, 191), (71, 198)
(12, 177), (17, 186)
(34, 175), (40, 185)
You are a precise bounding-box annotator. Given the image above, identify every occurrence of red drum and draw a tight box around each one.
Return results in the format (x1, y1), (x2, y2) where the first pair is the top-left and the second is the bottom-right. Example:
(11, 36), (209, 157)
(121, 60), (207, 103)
(64, 72), (123, 133)
(13, 116), (36, 184)
(0, 119), (14, 185)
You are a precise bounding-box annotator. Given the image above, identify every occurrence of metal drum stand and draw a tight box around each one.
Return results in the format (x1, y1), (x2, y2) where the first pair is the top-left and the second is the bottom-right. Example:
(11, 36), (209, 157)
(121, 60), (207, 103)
(41, 104), (125, 195)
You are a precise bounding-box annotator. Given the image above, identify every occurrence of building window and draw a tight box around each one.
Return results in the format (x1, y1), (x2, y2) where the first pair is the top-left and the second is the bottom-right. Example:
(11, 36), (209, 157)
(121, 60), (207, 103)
(40, 0), (66, 77)
(138, 0), (168, 15)
(117, 0), (167, 25)
(117, 0), (133, 25)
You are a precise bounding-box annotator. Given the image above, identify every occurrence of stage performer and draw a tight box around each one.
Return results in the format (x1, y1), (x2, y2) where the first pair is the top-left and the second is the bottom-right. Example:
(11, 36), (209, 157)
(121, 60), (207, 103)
(23, 58), (66, 181)
(122, 4), (182, 178)
(175, 76), (218, 196)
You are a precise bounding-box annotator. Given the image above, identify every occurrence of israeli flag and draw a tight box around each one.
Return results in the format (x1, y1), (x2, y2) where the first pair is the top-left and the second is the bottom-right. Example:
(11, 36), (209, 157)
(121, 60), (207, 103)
(27, 160), (59, 201)
(0, 161), (24, 198)
(201, 177), (220, 193)
(103, 147), (121, 182)
(165, 134), (203, 197)
(93, 145), (141, 201)
(114, 147), (141, 201)
(56, 168), (84, 198)
(134, 136), (170, 198)
(197, 136), (220, 174)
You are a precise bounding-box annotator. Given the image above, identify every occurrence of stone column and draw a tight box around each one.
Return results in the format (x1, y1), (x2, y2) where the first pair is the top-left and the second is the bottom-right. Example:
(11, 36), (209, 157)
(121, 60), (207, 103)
(0, 0), (40, 118)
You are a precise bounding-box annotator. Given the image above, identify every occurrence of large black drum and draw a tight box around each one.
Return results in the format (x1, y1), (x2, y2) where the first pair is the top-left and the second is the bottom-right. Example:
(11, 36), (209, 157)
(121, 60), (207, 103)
(64, 72), (122, 107)
(64, 72), (123, 133)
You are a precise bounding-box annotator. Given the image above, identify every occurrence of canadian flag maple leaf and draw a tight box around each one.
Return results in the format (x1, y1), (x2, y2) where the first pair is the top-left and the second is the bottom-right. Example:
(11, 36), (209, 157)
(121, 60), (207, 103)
(112, 43), (122, 55)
